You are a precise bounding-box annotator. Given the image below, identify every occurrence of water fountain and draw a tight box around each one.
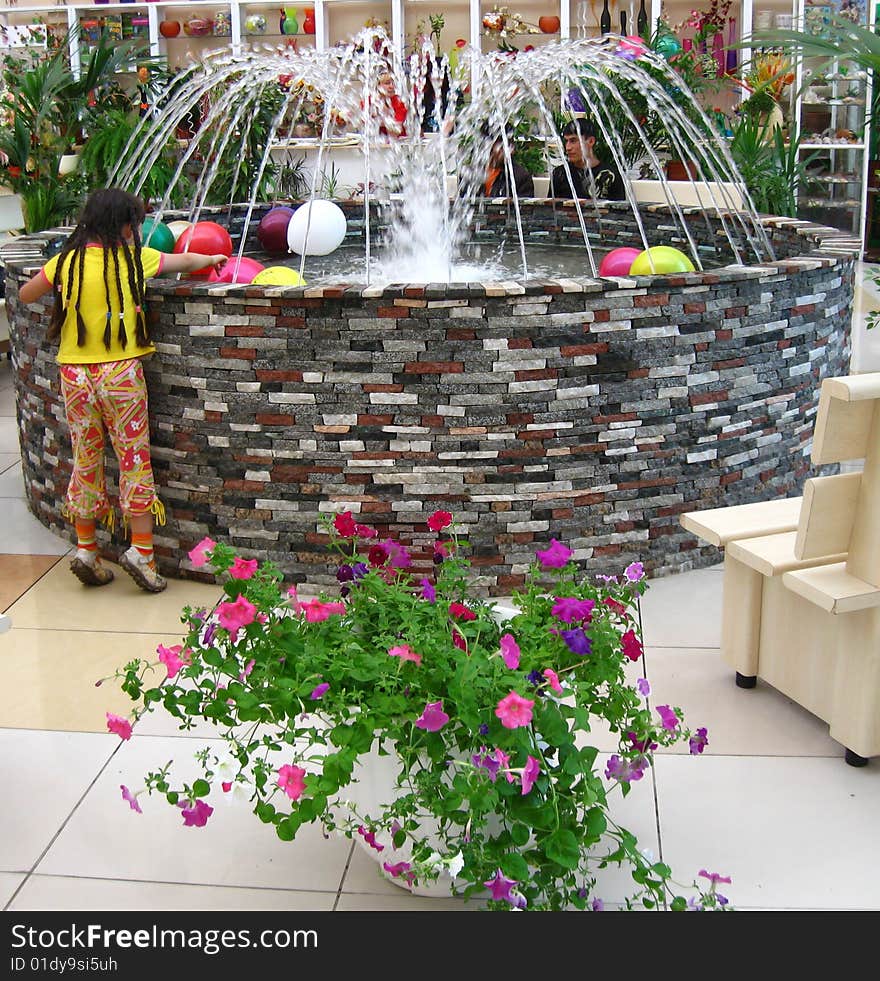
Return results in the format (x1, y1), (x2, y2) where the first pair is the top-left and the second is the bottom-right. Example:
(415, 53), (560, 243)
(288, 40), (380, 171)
(3, 32), (857, 592)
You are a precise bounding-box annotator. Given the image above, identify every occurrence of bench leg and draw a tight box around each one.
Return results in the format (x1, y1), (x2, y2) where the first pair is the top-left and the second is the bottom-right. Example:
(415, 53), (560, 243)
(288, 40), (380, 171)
(845, 749), (870, 767)
(735, 672), (757, 689)
(721, 553), (763, 677)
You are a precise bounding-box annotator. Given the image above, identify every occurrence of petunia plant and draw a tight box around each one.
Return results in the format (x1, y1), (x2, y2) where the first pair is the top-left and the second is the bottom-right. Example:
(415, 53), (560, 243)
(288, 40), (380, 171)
(112, 511), (730, 911)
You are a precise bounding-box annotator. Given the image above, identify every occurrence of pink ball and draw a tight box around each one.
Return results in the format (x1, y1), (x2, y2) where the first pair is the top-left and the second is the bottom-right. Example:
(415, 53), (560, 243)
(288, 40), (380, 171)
(599, 247), (643, 277)
(257, 207), (294, 255)
(209, 256), (266, 284)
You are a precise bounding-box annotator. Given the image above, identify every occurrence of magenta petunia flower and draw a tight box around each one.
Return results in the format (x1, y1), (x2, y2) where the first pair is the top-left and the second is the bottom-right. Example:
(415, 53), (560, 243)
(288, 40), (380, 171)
(536, 538), (573, 569)
(624, 561), (645, 582)
(239, 658), (256, 681)
(415, 700), (449, 732)
(427, 510), (453, 532)
(178, 799), (213, 827)
(277, 764), (307, 800)
(699, 869), (732, 886)
(106, 712), (133, 741)
(217, 594), (257, 634)
(388, 643), (422, 665)
(604, 754), (648, 784)
(451, 628), (468, 653)
(333, 510), (358, 538)
(120, 785), (142, 814)
(494, 748), (516, 783)
(689, 727), (709, 755)
(499, 633), (520, 670)
(543, 668), (564, 694)
(355, 523), (377, 539)
(357, 825), (385, 852)
(157, 643), (189, 680)
(229, 557), (259, 580)
(188, 537), (216, 567)
(309, 682), (330, 700)
(621, 629), (643, 663)
(521, 755), (541, 795)
(383, 861), (414, 882)
(495, 691), (535, 730)
(551, 596), (596, 624)
(483, 868), (519, 904)
(301, 599), (346, 623)
(420, 578), (436, 603)
(656, 705), (680, 731)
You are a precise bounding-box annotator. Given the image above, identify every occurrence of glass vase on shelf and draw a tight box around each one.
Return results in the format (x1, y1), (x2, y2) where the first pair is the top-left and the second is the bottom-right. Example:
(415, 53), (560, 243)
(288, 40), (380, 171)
(600, 0), (611, 34)
(637, 0), (648, 36)
(725, 17), (737, 75)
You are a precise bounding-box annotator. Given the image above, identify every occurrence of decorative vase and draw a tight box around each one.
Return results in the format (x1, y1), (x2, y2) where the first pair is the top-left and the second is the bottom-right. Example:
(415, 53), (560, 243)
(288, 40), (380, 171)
(159, 19), (181, 39)
(183, 17), (212, 37)
(244, 14), (267, 34)
(725, 17), (737, 75)
(302, 7), (315, 34)
(758, 102), (785, 142)
(712, 30), (725, 78)
(538, 15), (560, 33)
(280, 7), (298, 34)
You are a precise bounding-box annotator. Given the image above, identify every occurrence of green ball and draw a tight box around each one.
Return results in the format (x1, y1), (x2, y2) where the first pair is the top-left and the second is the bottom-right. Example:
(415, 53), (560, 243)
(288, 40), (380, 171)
(629, 246), (695, 276)
(141, 217), (176, 253)
(655, 33), (682, 58)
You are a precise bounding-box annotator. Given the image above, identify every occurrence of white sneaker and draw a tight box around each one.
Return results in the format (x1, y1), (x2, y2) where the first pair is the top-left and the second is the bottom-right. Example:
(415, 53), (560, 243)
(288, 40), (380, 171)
(120, 546), (167, 593)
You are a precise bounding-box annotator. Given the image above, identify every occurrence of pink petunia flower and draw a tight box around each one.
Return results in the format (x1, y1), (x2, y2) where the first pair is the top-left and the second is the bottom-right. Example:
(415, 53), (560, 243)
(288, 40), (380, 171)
(500, 633), (520, 669)
(483, 869), (519, 904)
(427, 510), (453, 532)
(157, 643), (190, 680)
(355, 523), (377, 539)
(286, 584), (303, 615)
(239, 658), (256, 681)
(388, 644), (422, 665)
(120, 785), (142, 814)
(699, 869), (732, 886)
(301, 599), (346, 623)
(521, 755), (541, 795)
(543, 668), (564, 695)
(333, 510), (358, 538)
(277, 764), (307, 800)
(217, 594), (257, 634)
(536, 538), (573, 569)
(552, 596), (596, 624)
(188, 537), (216, 567)
(106, 712), (133, 741)
(624, 561), (645, 582)
(357, 825), (385, 852)
(229, 557), (259, 580)
(656, 705), (680, 731)
(415, 700), (449, 732)
(179, 799), (213, 827)
(309, 682), (330, 700)
(495, 691), (535, 730)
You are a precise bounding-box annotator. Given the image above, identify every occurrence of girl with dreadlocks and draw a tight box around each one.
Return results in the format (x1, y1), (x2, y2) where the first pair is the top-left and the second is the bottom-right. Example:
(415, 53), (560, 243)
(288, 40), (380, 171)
(18, 188), (228, 593)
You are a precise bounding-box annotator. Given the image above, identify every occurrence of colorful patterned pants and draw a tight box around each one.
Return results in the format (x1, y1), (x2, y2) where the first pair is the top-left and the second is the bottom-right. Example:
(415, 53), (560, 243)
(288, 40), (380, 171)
(59, 359), (159, 522)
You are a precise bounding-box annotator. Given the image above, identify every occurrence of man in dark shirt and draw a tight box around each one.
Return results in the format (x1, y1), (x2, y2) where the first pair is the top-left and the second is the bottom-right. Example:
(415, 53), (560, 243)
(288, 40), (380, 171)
(551, 118), (625, 201)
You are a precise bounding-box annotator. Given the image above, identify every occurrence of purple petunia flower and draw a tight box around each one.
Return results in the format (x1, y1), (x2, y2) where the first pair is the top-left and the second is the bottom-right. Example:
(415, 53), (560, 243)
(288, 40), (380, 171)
(636, 677), (651, 697)
(336, 564), (354, 583)
(472, 747), (501, 782)
(561, 628), (592, 656)
(420, 578), (436, 603)
(351, 562), (369, 580)
(479, 723), (490, 736)
(604, 754), (648, 784)
(526, 669), (544, 687)
(656, 705), (679, 731)
(689, 726), (709, 755)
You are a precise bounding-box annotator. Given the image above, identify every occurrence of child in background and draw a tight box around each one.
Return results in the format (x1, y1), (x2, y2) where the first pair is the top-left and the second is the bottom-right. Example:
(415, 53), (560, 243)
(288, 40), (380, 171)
(18, 188), (227, 593)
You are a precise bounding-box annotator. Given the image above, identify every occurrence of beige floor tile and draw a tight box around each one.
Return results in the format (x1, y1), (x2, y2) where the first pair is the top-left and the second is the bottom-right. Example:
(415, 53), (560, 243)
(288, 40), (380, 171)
(0, 729), (117, 872)
(0, 386), (15, 417)
(7, 558), (224, 633)
(36, 734), (352, 892)
(9, 874), (336, 911)
(0, 628), (188, 732)
(0, 417), (19, 447)
(335, 888), (480, 911)
(1, 501), (72, 556)
(0, 554), (60, 613)
(0, 871), (26, 907)
(644, 647), (842, 759)
(655, 754), (880, 910)
(0, 453), (21, 472)
(639, 568), (721, 649)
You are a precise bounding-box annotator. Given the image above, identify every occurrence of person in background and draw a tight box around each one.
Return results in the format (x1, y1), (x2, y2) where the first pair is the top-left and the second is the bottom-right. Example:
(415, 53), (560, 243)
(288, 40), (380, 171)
(17, 188), (227, 593)
(375, 71), (407, 138)
(476, 130), (535, 198)
(551, 117), (625, 201)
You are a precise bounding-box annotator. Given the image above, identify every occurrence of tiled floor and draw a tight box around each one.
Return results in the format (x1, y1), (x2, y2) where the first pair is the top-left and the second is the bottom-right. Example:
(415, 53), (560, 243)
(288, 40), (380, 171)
(1, 269), (879, 913)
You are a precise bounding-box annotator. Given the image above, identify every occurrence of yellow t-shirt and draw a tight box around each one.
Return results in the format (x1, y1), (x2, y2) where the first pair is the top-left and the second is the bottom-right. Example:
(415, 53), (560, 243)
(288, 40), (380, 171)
(41, 244), (165, 364)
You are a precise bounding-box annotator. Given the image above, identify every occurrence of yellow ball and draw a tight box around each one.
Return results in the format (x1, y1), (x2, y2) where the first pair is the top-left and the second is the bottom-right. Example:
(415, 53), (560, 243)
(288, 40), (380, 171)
(628, 246), (695, 276)
(251, 265), (307, 286)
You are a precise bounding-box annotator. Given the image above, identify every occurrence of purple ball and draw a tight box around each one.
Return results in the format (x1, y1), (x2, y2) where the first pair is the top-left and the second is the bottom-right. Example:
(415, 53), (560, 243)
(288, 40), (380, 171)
(257, 207), (294, 255)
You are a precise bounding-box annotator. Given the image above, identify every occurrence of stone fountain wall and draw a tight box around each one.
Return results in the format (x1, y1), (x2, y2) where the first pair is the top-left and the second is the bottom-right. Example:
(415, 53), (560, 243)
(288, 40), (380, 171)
(4, 202), (856, 594)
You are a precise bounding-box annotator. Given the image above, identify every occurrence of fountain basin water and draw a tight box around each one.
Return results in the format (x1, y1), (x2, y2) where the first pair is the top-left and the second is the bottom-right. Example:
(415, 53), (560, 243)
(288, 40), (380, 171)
(4, 200), (856, 593)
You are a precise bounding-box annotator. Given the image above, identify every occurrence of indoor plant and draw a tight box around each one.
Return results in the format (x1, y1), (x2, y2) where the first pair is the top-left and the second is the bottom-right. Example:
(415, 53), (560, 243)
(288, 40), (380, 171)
(110, 511), (729, 911)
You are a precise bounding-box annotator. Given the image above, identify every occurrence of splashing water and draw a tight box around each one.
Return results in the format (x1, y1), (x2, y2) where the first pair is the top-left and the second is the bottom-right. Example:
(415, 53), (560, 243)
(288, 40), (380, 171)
(111, 30), (774, 283)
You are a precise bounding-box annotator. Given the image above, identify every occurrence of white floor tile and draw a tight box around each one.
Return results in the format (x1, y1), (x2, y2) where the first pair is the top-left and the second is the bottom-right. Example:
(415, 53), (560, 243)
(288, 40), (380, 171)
(639, 568), (721, 648)
(0, 452), (21, 473)
(0, 385), (16, 417)
(36, 734), (352, 893)
(9, 874), (336, 911)
(0, 729), (117, 872)
(0, 871), (26, 907)
(0, 461), (24, 499)
(655, 754), (880, 910)
(0, 417), (19, 451)
(1, 500), (71, 555)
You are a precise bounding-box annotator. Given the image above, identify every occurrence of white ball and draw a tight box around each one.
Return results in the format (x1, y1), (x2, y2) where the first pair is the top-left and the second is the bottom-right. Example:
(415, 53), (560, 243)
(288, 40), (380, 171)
(286, 201), (347, 256)
(166, 220), (192, 242)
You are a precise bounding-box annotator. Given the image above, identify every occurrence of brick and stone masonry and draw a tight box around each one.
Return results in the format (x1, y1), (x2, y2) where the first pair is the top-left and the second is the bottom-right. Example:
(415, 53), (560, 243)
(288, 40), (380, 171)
(4, 201), (857, 594)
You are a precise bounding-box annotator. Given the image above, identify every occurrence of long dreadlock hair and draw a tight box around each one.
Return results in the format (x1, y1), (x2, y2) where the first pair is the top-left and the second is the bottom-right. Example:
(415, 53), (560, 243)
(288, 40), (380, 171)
(47, 188), (151, 351)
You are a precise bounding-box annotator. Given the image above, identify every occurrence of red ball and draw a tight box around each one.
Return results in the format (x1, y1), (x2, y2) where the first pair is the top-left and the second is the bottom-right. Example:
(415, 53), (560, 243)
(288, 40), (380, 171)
(208, 256), (265, 285)
(257, 207), (294, 255)
(173, 221), (233, 278)
(599, 247), (643, 277)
